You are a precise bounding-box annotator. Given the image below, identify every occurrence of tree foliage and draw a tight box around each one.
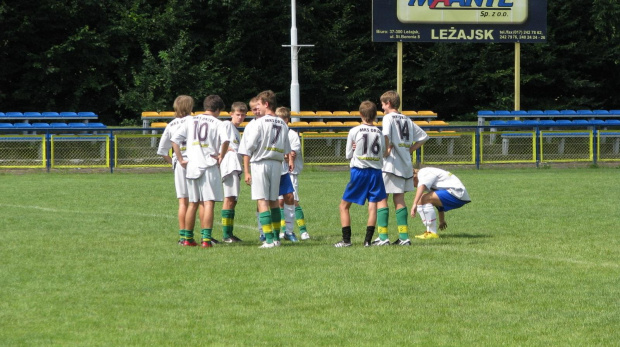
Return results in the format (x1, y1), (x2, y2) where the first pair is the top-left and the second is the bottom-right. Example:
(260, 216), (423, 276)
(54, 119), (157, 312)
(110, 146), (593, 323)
(1, 1), (618, 124)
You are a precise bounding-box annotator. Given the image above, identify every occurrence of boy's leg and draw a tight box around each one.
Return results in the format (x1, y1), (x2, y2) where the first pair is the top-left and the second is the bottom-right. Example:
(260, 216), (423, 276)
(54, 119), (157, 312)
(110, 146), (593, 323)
(392, 193), (411, 243)
(296, 202), (310, 240)
(200, 200), (215, 247)
(257, 199), (275, 247)
(282, 193), (297, 241)
(222, 197), (240, 242)
(182, 201), (199, 246)
(178, 197), (189, 244)
(335, 199), (353, 247)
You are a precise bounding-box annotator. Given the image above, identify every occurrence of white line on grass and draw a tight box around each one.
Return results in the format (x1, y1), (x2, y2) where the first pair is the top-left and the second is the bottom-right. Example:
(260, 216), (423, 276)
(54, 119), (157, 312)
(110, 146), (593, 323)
(0, 203), (259, 231)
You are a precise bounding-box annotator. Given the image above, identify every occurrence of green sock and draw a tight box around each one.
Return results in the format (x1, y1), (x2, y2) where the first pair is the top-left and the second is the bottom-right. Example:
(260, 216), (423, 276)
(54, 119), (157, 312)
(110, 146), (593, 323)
(186, 229), (194, 240)
(378, 207), (389, 241)
(271, 208), (281, 241)
(259, 211), (274, 243)
(396, 207), (409, 240)
(201, 228), (212, 242)
(179, 229), (186, 241)
(279, 208), (287, 234)
(221, 209), (234, 239)
(295, 206), (307, 232)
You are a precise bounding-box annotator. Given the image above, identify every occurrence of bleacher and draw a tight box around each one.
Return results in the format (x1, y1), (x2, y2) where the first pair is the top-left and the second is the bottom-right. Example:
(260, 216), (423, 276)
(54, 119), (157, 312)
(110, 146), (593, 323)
(141, 110), (440, 129)
(0, 111), (106, 132)
(478, 109), (620, 127)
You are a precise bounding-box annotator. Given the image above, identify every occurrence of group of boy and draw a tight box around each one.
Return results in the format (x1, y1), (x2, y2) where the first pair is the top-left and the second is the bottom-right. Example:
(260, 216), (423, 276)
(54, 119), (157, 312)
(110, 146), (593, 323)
(335, 91), (471, 247)
(157, 91), (311, 248)
(158, 89), (471, 249)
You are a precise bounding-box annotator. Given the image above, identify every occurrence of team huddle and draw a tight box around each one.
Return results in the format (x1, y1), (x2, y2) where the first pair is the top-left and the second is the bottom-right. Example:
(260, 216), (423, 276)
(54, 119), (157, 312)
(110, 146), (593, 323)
(157, 90), (470, 248)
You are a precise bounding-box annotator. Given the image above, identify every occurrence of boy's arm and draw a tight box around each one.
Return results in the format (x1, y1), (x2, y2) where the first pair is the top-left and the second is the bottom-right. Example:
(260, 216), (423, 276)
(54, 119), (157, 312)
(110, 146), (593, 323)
(410, 138), (428, 154)
(243, 155), (252, 185)
(438, 210), (447, 230)
(171, 142), (187, 168)
(410, 184), (427, 217)
(219, 140), (230, 165)
(345, 130), (355, 159)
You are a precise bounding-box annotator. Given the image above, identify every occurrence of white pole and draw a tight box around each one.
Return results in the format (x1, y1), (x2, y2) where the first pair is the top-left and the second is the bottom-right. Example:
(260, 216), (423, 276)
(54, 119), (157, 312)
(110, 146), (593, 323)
(290, 0), (300, 121)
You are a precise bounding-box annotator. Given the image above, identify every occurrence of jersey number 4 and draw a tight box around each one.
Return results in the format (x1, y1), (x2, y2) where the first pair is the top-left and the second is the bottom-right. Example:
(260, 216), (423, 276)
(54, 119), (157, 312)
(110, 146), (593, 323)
(396, 120), (410, 141)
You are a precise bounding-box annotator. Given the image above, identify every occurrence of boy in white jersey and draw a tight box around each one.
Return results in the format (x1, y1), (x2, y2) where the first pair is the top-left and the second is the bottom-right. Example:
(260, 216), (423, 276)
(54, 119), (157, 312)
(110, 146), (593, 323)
(238, 90), (293, 248)
(411, 167), (471, 239)
(334, 101), (388, 248)
(275, 107), (310, 242)
(157, 95), (200, 245)
(219, 101), (247, 243)
(373, 90), (429, 246)
(171, 95), (231, 248)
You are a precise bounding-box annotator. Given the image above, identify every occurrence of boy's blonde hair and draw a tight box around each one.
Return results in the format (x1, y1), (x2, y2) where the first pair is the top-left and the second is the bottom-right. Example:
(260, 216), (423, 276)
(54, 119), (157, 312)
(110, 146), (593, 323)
(359, 100), (377, 123)
(173, 95), (194, 118)
(275, 106), (291, 121)
(380, 90), (400, 110)
(231, 101), (248, 113)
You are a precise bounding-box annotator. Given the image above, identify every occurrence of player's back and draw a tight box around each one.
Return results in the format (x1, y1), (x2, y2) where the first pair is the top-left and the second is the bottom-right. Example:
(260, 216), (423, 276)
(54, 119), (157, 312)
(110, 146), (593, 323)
(346, 124), (384, 170)
(382, 112), (420, 178)
(157, 116), (189, 157)
(242, 115), (290, 163)
(186, 114), (222, 167)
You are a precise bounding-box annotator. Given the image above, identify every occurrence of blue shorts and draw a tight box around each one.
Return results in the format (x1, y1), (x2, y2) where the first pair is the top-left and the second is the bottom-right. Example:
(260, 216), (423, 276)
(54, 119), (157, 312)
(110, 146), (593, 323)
(342, 167), (387, 206)
(436, 190), (470, 212)
(279, 173), (295, 196)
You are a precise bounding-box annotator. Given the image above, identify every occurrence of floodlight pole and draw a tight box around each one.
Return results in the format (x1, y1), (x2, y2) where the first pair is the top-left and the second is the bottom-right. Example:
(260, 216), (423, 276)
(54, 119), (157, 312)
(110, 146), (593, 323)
(283, 0), (313, 122)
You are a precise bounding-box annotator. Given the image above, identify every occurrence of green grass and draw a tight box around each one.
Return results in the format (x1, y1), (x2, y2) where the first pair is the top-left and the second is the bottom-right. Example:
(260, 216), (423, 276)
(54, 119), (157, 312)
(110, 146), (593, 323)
(1, 167), (619, 346)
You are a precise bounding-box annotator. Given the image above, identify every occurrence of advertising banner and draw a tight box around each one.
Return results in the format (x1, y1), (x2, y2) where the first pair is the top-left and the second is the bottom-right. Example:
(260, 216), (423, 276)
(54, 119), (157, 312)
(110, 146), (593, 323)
(373, 0), (547, 43)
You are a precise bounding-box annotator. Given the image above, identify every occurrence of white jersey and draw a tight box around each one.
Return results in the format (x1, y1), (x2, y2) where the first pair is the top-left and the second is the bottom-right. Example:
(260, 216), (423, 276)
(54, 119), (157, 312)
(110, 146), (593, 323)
(219, 120), (243, 179)
(171, 114), (227, 179)
(346, 124), (385, 170)
(157, 116), (189, 158)
(238, 114), (291, 163)
(282, 128), (303, 175)
(417, 167), (471, 202)
(382, 112), (429, 179)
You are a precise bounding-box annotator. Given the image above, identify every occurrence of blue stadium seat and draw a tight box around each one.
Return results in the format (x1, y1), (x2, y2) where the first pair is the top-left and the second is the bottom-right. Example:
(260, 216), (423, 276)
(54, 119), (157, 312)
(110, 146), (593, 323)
(609, 110), (620, 116)
(31, 122), (50, 128)
(88, 122), (107, 128)
(12, 123), (32, 128)
(511, 110), (528, 117)
(592, 110), (610, 116)
(544, 110), (560, 116)
(588, 119), (605, 126)
(0, 112), (5, 117)
(24, 112), (42, 117)
(555, 120), (572, 125)
(68, 122), (87, 128)
(572, 119), (589, 125)
(527, 110), (545, 116)
(478, 110), (494, 116)
(78, 112), (97, 117)
(604, 119), (620, 125)
(489, 120), (507, 126)
(42, 112), (60, 117)
(0, 122), (13, 128)
(560, 109), (577, 116)
(576, 110), (593, 116)
(50, 122), (69, 128)
(523, 120), (539, 125)
(505, 120), (524, 125)
(60, 112), (78, 117)
(6, 112), (24, 117)
(494, 110), (512, 117)
(538, 120), (556, 126)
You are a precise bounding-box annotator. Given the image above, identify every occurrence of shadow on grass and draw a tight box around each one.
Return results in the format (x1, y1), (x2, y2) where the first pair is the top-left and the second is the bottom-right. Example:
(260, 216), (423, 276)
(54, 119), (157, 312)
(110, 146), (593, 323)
(441, 233), (492, 239)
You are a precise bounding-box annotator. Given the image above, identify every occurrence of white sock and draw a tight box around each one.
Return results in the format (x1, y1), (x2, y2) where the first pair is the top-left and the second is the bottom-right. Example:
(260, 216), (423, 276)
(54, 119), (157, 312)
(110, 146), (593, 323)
(417, 204), (437, 233)
(284, 204), (295, 234)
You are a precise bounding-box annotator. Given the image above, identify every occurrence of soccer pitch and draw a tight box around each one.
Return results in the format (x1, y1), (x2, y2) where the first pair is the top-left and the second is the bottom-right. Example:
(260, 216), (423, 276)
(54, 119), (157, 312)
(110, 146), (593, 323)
(1, 167), (619, 346)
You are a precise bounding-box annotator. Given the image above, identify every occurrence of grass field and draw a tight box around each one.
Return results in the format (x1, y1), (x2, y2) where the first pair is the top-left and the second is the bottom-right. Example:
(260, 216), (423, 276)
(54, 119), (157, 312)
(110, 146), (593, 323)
(1, 167), (619, 346)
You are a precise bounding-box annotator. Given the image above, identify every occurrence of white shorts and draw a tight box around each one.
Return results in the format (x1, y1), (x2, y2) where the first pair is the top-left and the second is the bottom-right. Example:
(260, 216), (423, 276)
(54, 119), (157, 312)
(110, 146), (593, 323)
(250, 160), (281, 201)
(173, 158), (188, 199)
(187, 166), (224, 203)
(222, 172), (241, 199)
(280, 173), (300, 201)
(382, 172), (414, 194)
